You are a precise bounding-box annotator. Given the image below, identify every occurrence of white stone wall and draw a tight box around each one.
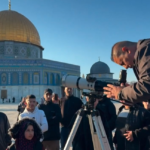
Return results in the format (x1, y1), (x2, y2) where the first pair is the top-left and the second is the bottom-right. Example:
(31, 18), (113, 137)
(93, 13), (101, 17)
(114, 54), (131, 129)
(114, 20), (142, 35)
(0, 85), (80, 103)
(0, 85), (61, 103)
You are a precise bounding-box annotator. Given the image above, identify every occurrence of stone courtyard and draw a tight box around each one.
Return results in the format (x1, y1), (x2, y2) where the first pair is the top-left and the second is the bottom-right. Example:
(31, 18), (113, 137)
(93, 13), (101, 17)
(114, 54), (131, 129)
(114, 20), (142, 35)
(0, 101), (121, 127)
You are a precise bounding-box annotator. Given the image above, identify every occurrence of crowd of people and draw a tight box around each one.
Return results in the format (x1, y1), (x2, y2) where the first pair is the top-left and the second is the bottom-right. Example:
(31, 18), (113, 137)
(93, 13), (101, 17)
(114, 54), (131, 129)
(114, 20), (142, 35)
(1, 86), (150, 150)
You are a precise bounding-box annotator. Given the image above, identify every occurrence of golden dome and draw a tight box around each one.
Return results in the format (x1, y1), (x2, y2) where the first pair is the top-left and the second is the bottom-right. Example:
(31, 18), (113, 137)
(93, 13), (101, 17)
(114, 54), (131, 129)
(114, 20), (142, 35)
(0, 10), (43, 49)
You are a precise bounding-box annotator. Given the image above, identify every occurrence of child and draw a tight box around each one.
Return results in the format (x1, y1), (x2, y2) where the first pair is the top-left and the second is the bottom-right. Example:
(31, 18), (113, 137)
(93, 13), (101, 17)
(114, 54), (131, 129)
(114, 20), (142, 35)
(7, 118), (44, 150)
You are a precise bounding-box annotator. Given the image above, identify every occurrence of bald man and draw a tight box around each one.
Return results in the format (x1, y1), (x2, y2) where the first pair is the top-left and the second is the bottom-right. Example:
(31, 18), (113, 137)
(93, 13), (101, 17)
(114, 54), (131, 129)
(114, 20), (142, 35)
(60, 87), (83, 150)
(104, 39), (150, 103)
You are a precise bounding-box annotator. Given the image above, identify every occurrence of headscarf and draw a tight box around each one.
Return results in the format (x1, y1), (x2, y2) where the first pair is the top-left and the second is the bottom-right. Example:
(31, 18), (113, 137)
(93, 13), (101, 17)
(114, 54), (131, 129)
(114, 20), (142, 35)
(15, 122), (37, 150)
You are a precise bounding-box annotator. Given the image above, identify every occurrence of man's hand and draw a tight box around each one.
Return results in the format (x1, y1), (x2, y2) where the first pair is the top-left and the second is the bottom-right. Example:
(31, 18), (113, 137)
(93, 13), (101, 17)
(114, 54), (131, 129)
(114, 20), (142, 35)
(103, 84), (123, 99)
(123, 131), (134, 142)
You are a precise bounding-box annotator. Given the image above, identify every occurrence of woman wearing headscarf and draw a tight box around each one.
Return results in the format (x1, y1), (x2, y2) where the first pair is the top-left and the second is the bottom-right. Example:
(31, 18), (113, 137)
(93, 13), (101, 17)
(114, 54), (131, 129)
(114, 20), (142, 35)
(7, 118), (44, 150)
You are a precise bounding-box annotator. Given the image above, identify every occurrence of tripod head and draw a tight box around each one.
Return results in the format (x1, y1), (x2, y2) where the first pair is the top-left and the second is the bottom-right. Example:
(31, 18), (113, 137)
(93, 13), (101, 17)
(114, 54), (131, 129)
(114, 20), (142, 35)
(82, 91), (103, 111)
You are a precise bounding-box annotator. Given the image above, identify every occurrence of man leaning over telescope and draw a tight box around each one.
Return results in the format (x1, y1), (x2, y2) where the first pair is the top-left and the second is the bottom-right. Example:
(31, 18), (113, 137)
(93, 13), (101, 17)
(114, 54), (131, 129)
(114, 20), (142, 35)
(104, 39), (150, 103)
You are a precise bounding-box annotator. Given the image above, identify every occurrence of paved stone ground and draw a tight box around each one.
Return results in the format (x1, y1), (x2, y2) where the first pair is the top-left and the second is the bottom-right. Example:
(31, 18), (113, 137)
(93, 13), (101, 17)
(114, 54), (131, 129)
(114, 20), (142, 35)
(0, 102), (121, 127)
(0, 103), (18, 127)
(0, 103), (120, 126)
(0, 102), (121, 149)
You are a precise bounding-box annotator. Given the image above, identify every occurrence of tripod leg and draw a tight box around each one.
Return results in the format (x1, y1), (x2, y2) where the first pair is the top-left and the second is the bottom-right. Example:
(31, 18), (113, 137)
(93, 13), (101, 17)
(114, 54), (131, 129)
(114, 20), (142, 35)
(64, 109), (84, 150)
(88, 115), (102, 150)
(91, 111), (111, 150)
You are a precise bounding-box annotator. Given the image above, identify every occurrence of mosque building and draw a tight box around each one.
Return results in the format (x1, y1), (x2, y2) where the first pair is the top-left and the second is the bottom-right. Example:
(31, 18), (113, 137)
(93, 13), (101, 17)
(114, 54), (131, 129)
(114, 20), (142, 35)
(88, 60), (118, 82)
(0, 5), (80, 102)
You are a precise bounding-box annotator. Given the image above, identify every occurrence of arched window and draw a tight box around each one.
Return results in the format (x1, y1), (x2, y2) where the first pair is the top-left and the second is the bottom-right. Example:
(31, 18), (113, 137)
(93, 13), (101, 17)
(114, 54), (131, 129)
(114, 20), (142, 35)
(44, 72), (48, 84)
(56, 74), (60, 85)
(50, 73), (54, 85)
(1, 73), (7, 85)
(34, 72), (39, 84)
(23, 72), (29, 84)
(12, 72), (19, 85)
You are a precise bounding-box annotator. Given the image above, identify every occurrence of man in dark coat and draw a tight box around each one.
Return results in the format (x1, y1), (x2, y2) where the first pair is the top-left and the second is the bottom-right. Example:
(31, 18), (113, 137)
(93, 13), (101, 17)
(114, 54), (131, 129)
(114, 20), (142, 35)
(104, 39), (150, 103)
(70, 112), (94, 150)
(96, 96), (117, 131)
(71, 96), (116, 150)
(142, 100), (150, 150)
(38, 88), (62, 150)
(95, 96), (116, 150)
(113, 104), (150, 150)
(0, 112), (11, 150)
(60, 87), (83, 150)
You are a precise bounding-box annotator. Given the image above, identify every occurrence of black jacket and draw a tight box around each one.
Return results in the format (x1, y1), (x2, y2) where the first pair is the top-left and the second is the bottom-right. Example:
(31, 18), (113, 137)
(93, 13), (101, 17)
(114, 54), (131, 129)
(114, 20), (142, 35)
(60, 95), (83, 127)
(7, 141), (43, 150)
(96, 98), (115, 150)
(141, 109), (150, 150)
(71, 113), (94, 150)
(0, 112), (11, 150)
(38, 101), (62, 141)
(17, 103), (26, 121)
(96, 97), (117, 131)
(120, 39), (150, 102)
(113, 105), (150, 150)
(71, 98), (115, 150)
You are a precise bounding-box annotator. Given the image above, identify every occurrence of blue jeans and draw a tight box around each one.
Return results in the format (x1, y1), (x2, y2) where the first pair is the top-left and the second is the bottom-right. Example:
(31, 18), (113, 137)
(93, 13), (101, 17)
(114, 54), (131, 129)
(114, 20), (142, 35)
(61, 127), (69, 150)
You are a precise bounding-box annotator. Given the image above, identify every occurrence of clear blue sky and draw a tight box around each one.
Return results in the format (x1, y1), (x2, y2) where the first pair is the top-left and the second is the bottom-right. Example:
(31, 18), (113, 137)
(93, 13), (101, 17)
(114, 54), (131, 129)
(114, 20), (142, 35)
(1, 0), (150, 82)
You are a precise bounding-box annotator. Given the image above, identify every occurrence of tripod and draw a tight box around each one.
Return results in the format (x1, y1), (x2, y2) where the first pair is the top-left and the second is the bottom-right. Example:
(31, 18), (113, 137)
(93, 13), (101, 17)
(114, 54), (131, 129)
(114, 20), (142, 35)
(64, 102), (111, 150)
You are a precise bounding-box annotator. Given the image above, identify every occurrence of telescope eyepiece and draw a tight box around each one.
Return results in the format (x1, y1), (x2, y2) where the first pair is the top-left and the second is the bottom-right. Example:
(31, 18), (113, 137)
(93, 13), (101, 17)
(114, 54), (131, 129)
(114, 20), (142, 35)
(119, 70), (127, 84)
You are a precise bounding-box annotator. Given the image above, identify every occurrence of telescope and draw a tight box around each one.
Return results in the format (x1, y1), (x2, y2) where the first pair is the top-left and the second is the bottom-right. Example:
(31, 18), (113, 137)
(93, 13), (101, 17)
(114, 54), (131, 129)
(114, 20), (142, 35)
(61, 70), (134, 107)
(62, 70), (127, 150)
(62, 70), (127, 92)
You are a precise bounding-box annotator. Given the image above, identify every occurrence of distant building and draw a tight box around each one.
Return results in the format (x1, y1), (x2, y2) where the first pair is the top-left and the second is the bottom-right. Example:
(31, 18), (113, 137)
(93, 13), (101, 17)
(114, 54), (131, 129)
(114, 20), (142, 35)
(88, 60), (118, 82)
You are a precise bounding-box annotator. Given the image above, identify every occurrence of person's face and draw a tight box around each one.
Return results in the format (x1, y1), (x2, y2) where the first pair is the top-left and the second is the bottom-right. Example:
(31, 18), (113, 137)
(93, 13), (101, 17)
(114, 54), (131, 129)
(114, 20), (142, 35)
(24, 125), (34, 140)
(86, 96), (89, 102)
(44, 93), (52, 101)
(52, 94), (55, 101)
(143, 101), (150, 110)
(113, 51), (134, 69)
(64, 87), (73, 96)
(26, 98), (36, 110)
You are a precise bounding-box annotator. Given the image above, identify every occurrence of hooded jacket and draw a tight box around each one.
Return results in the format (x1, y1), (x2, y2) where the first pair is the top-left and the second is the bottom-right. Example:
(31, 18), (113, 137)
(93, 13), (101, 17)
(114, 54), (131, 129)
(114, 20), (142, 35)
(19, 107), (48, 133)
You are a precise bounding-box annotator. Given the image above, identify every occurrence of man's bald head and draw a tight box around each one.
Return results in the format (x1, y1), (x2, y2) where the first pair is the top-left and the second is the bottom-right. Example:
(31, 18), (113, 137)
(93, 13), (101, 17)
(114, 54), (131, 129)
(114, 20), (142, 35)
(111, 41), (137, 62)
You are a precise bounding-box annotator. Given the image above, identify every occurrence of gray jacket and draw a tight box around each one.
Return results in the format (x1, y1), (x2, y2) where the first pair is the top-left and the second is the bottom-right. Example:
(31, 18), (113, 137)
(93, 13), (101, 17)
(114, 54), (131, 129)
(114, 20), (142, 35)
(120, 39), (150, 102)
